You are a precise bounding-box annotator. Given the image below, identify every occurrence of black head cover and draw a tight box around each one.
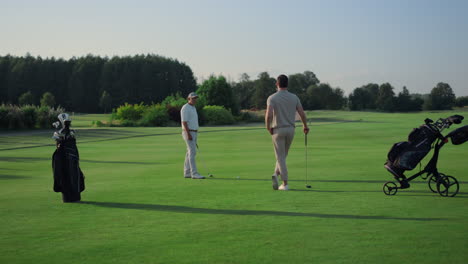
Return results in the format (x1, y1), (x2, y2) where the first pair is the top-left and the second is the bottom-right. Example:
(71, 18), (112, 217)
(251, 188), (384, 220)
(447, 115), (464, 125)
(448, 125), (468, 145)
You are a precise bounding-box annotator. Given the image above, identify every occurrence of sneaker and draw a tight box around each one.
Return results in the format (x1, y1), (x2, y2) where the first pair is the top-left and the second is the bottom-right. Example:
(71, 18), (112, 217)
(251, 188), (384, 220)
(184, 175), (191, 178)
(272, 175), (279, 190)
(278, 184), (289, 191)
(191, 174), (205, 179)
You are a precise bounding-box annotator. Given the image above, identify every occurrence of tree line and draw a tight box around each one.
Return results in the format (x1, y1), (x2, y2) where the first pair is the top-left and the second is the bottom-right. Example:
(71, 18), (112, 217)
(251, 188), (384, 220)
(1, 54), (466, 114)
(0, 54), (197, 112)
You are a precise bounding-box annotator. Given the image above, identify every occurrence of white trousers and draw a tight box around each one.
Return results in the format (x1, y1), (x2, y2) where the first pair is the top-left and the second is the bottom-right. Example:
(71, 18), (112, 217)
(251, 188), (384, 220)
(182, 131), (198, 177)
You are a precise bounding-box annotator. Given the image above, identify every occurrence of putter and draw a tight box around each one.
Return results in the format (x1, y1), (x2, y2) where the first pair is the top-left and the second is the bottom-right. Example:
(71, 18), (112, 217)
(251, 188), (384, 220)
(305, 133), (311, 188)
(196, 143), (213, 177)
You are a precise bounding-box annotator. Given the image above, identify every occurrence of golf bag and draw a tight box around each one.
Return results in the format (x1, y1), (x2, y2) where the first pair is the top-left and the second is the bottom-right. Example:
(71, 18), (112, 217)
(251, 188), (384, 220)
(386, 124), (439, 171)
(52, 113), (85, 202)
(448, 125), (468, 145)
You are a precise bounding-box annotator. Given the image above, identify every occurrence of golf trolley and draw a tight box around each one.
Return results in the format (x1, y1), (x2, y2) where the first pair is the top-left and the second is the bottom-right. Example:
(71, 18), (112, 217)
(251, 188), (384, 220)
(383, 115), (468, 197)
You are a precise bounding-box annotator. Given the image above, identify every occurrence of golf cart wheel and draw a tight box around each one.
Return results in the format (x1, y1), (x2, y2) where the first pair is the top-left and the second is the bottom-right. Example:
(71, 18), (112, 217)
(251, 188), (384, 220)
(383, 181), (398, 196)
(436, 175), (459, 197)
(428, 174), (444, 193)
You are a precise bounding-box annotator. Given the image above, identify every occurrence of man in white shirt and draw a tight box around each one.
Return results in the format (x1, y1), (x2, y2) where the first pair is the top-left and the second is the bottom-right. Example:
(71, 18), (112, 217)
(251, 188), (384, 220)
(181, 92), (205, 179)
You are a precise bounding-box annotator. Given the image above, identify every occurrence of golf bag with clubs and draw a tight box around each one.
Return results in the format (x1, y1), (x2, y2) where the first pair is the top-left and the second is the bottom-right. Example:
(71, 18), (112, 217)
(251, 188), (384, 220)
(52, 113), (85, 202)
(383, 114), (467, 196)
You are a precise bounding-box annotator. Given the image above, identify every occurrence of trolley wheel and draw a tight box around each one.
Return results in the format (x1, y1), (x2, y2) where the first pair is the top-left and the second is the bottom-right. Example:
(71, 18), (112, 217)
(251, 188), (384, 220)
(428, 173), (444, 193)
(437, 175), (459, 197)
(383, 181), (398, 196)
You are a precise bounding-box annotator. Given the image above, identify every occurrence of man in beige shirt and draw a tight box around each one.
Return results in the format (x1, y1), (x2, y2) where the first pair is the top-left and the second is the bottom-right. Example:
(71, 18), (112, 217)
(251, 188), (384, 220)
(265, 74), (309, 190)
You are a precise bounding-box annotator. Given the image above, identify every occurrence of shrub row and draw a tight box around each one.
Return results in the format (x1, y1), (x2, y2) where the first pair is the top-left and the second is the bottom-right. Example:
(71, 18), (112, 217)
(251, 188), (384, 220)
(113, 103), (170, 127)
(0, 104), (65, 129)
(112, 100), (262, 127)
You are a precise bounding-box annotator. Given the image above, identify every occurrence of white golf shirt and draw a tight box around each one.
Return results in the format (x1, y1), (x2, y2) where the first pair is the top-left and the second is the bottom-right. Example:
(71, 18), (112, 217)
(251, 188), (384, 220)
(180, 103), (199, 130)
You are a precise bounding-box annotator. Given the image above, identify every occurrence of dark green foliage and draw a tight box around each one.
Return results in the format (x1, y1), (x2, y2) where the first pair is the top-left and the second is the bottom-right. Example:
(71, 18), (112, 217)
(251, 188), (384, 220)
(0, 104), (63, 129)
(162, 93), (187, 123)
(428, 82), (456, 110)
(232, 73), (255, 110)
(348, 83), (380, 110)
(18, 91), (34, 105)
(115, 103), (146, 121)
(394, 87), (423, 112)
(455, 96), (468, 107)
(202, 105), (235, 125)
(40, 92), (55, 107)
(99, 91), (112, 113)
(197, 75), (239, 115)
(36, 106), (65, 129)
(253, 72), (276, 109)
(288, 71), (320, 95)
(376, 83), (396, 112)
(303, 83), (346, 110)
(0, 54), (197, 113)
(235, 110), (264, 123)
(21, 105), (37, 128)
(139, 104), (170, 127)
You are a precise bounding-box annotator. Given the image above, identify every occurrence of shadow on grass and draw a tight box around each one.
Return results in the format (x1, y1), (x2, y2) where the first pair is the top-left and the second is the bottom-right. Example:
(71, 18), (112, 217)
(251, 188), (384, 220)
(289, 188), (468, 198)
(0, 174), (31, 180)
(209, 177), (468, 185)
(80, 201), (444, 221)
(0, 156), (158, 165)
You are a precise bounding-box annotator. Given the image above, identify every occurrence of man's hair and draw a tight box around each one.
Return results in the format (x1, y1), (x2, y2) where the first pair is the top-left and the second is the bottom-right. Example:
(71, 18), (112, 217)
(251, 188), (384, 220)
(277, 74), (288, 88)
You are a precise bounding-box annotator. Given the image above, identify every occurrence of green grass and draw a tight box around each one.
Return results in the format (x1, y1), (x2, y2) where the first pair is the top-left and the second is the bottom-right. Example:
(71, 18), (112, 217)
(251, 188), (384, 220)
(1, 110), (467, 264)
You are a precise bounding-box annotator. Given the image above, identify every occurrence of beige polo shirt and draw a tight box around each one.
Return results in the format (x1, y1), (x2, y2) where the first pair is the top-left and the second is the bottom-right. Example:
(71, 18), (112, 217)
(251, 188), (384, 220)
(267, 90), (302, 129)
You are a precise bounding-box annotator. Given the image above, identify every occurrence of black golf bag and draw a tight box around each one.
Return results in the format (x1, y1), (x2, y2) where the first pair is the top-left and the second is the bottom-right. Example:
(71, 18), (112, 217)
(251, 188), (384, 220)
(52, 113), (85, 202)
(386, 124), (439, 173)
(447, 125), (468, 145)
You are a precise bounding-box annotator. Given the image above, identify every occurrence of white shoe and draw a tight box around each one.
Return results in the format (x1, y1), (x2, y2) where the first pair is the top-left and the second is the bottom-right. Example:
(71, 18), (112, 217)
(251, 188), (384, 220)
(278, 184), (289, 191)
(192, 174), (205, 179)
(272, 175), (279, 190)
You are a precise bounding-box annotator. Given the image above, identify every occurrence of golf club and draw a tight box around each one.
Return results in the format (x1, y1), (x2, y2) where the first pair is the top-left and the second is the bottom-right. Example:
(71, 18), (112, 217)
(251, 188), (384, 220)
(305, 133), (311, 188)
(196, 143), (213, 177)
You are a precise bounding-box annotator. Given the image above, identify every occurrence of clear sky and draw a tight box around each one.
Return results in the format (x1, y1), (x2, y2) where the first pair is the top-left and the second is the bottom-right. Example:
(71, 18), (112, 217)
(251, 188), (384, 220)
(1, 0), (467, 95)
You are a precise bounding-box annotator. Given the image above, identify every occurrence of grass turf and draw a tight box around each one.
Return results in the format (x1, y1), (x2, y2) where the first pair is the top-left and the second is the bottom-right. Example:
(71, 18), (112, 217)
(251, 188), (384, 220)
(1, 110), (467, 264)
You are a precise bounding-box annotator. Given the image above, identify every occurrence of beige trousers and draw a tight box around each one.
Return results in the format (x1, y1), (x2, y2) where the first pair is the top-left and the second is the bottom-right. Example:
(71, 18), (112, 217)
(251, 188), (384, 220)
(271, 127), (295, 181)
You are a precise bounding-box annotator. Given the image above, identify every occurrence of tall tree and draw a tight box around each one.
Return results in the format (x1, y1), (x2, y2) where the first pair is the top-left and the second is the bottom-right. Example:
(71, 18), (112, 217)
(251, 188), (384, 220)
(40, 92), (56, 107)
(428, 82), (456, 110)
(376, 83), (396, 112)
(18, 91), (34, 105)
(197, 75), (238, 114)
(232, 73), (255, 110)
(253, 72), (276, 109)
(99, 91), (112, 113)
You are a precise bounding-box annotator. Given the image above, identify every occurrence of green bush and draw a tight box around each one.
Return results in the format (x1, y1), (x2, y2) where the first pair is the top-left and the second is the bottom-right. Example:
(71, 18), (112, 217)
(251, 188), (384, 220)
(162, 94), (187, 123)
(202, 105), (235, 125)
(6, 106), (25, 129)
(115, 103), (146, 121)
(139, 104), (170, 126)
(161, 93), (186, 109)
(37, 106), (65, 129)
(0, 104), (64, 130)
(235, 110), (264, 123)
(21, 105), (37, 128)
(0, 105), (9, 129)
